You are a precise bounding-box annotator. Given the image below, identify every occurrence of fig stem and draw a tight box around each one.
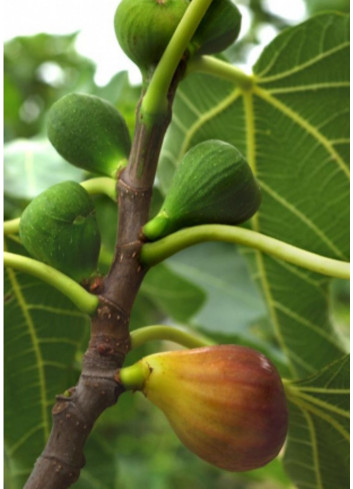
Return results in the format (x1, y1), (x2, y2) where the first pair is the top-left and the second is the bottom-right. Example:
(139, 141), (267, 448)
(4, 251), (99, 315)
(81, 176), (117, 201)
(143, 213), (170, 240)
(3, 217), (20, 235)
(142, 0), (213, 117)
(187, 55), (255, 90)
(118, 361), (150, 391)
(130, 324), (215, 350)
(141, 224), (350, 280)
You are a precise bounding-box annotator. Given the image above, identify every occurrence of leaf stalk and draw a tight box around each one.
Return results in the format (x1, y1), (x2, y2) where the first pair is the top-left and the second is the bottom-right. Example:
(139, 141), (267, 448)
(130, 324), (215, 350)
(188, 55), (255, 90)
(142, 0), (213, 117)
(4, 252), (99, 315)
(141, 224), (350, 280)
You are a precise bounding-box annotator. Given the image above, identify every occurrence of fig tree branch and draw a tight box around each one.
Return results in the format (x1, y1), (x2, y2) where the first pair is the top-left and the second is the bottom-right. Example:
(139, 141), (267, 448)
(22, 3), (231, 486)
(140, 224), (350, 280)
(23, 55), (188, 489)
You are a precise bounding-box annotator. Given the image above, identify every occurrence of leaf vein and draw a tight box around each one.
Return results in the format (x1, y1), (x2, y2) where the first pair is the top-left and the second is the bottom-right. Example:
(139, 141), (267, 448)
(254, 86), (349, 179)
(177, 88), (242, 161)
(267, 81), (349, 95)
(300, 405), (324, 489)
(5, 267), (50, 441)
(290, 389), (349, 418)
(257, 41), (349, 84)
(6, 423), (45, 457)
(273, 301), (338, 345)
(259, 180), (347, 260)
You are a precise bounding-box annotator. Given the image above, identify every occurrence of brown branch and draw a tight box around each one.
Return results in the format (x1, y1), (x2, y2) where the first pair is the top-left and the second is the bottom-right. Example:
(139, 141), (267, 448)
(23, 300), (129, 488)
(23, 62), (186, 489)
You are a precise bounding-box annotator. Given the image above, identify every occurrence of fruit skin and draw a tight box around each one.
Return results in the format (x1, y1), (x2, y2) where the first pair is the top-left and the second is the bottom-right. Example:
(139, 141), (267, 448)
(137, 345), (288, 471)
(19, 181), (101, 282)
(191, 0), (242, 55)
(144, 140), (261, 240)
(114, 0), (189, 71)
(47, 93), (131, 177)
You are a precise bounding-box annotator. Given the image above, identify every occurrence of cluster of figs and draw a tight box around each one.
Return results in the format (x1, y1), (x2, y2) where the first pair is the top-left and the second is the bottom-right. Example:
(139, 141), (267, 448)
(18, 0), (288, 473)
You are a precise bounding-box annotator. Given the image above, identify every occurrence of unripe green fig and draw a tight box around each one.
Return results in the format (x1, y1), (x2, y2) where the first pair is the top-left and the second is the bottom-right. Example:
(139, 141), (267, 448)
(190, 0), (242, 55)
(144, 140), (261, 240)
(114, 0), (189, 71)
(120, 345), (288, 471)
(47, 93), (131, 177)
(19, 181), (101, 282)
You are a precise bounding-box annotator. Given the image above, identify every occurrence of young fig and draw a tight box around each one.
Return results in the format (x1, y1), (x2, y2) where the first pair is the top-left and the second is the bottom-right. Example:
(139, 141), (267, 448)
(47, 93), (131, 178)
(144, 140), (261, 240)
(114, 0), (189, 72)
(19, 181), (101, 282)
(120, 345), (288, 471)
(190, 0), (242, 55)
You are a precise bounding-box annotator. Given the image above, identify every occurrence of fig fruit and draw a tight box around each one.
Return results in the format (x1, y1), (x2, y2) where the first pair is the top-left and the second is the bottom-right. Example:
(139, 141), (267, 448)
(191, 0), (242, 55)
(144, 140), (261, 240)
(114, 0), (189, 72)
(121, 345), (288, 471)
(19, 181), (101, 282)
(47, 93), (131, 177)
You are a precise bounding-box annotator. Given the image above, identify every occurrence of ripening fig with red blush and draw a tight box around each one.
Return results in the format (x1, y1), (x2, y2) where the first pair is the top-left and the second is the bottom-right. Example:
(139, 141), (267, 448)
(121, 345), (288, 471)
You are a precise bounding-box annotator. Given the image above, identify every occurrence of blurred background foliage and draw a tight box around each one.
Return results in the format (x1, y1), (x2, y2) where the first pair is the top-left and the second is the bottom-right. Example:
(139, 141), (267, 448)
(4, 0), (349, 144)
(3, 1), (349, 488)
(4, 32), (140, 142)
(226, 0), (350, 64)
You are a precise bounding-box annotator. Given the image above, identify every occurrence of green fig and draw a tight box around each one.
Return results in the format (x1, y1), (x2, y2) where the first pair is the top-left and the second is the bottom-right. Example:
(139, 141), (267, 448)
(114, 0), (189, 72)
(47, 93), (131, 177)
(19, 181), (101, 282)
(120, 345), (288, 471)
(144, 140), (261, 240)
(190, 0), (242, 55)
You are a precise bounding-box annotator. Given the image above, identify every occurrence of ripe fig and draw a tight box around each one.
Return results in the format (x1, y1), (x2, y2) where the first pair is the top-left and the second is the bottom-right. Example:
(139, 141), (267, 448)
(144, 140), (261, 240)
(19, 181), (101, 282)
(190, 0), (242, 55)
(121, 345), (288, 471)
(114, 0), (189, 72)
(47, 93), (131, 177)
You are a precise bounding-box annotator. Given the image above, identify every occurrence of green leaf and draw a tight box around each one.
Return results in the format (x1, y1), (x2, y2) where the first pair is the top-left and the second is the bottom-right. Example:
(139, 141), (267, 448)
(284, 354), (349, 489)
(157, 14), (349, 488)
(306, 0), (349, 14)
(140, 263), (206, 323)
(4, 137), (85, 201)
(129, 294), (166, 332)
(4, 240), (89, 488)
(72, 434), (119, 489)
(159, 13), (349, 377)
(4, 33), (97, 141)
(166, 243), (267, 341)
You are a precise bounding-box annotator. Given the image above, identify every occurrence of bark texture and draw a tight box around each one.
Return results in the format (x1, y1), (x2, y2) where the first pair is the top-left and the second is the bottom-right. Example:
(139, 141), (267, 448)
(24, 63), (186, 489)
